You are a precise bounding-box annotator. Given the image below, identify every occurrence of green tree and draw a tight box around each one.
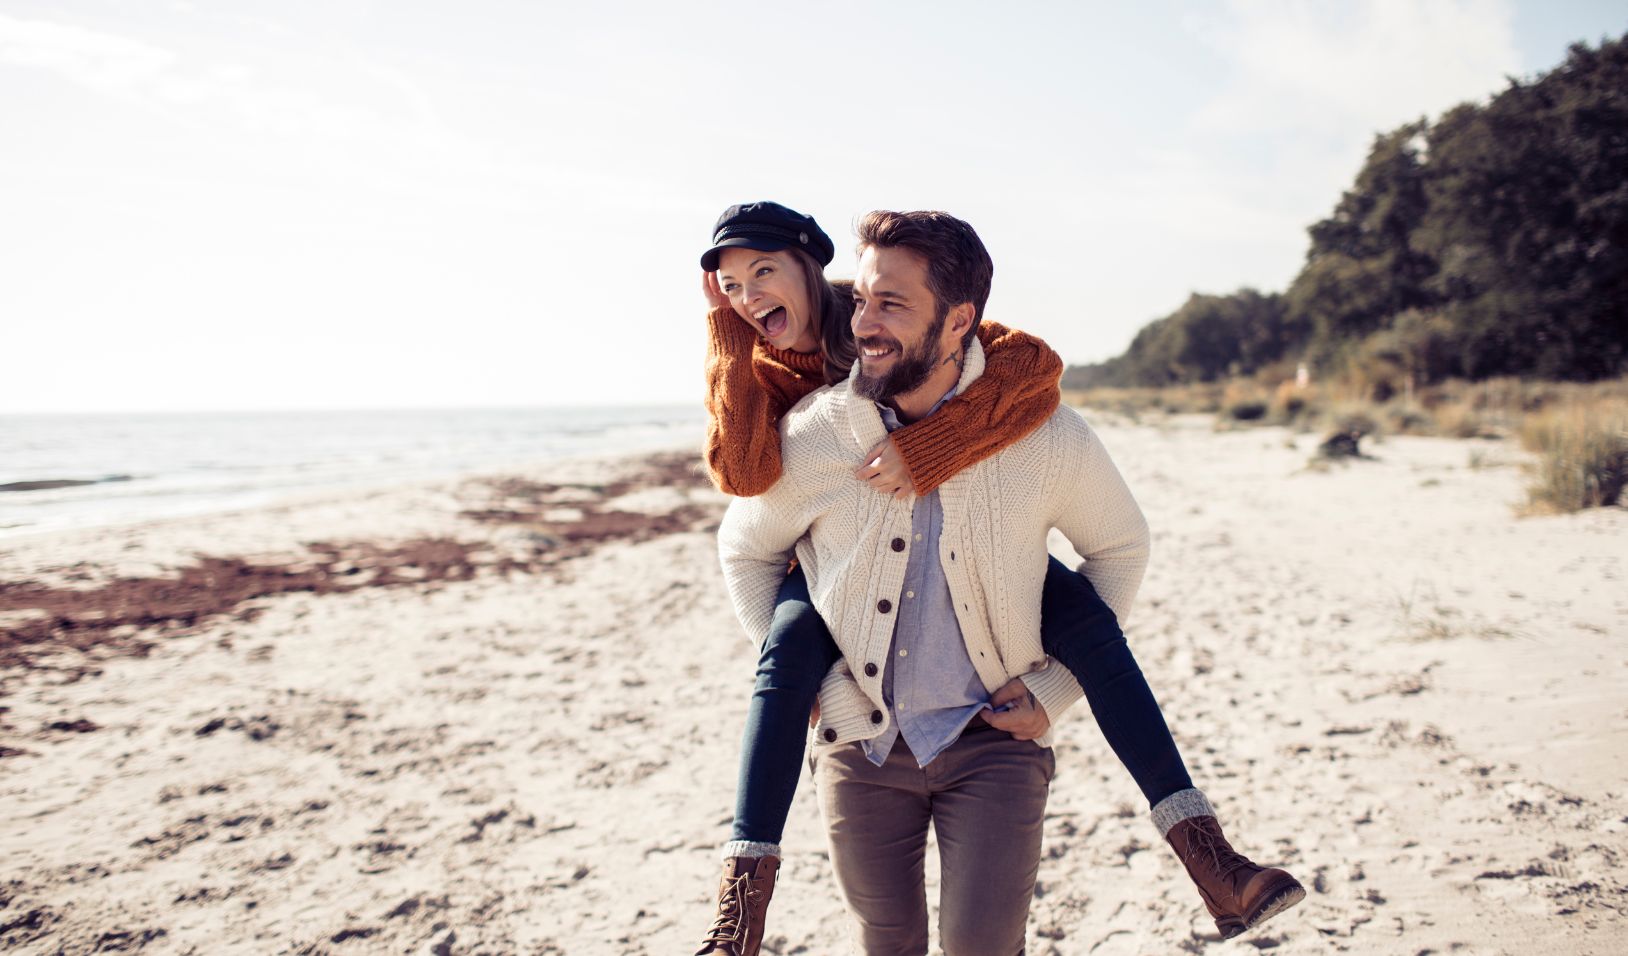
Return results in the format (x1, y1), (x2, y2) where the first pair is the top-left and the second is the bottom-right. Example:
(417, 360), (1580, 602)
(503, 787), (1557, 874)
(1415, 38), (1628, 380)
(1286, 121), (1436, 363)
(1064, 33), (1628, 389)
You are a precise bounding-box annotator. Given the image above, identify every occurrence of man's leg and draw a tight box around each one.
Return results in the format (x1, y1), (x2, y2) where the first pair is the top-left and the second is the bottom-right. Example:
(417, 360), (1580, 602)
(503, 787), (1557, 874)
(930, 724), (1054, 956)
(812, 739), (933, 956)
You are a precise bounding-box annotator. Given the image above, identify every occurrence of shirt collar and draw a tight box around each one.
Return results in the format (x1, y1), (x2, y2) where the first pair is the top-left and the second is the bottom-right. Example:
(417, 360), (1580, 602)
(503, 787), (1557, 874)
(876, 385), (959, 433)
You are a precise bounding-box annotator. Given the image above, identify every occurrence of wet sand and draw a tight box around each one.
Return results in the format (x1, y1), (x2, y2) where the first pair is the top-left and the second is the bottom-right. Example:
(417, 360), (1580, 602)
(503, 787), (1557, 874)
(1, 422), (1623, 954)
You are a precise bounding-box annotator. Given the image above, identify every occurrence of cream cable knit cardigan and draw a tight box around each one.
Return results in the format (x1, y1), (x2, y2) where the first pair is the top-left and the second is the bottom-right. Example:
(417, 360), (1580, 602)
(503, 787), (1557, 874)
(717, 339), (1150, 749)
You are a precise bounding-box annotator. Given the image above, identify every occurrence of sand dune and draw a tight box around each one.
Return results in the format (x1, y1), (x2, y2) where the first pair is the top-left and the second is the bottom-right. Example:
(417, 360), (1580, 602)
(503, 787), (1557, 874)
(1, 419), (1623, 954)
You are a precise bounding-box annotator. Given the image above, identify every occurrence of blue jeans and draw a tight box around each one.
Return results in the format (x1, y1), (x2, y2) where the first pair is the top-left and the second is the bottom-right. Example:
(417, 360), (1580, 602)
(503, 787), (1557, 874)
(730, 557), (1194, 845)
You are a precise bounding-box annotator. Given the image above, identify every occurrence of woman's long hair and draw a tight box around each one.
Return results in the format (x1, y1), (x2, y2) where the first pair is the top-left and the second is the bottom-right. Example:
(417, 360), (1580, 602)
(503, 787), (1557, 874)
(787, 247), (857, 386)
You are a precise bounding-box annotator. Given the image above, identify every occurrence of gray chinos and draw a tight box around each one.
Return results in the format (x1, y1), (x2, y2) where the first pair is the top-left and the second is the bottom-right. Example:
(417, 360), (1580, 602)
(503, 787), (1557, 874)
(810, 723), (1056, 955)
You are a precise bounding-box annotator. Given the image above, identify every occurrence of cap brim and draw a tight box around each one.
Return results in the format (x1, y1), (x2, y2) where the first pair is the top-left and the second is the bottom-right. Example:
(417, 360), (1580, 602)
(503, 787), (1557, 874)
(699, 236), (792, 272)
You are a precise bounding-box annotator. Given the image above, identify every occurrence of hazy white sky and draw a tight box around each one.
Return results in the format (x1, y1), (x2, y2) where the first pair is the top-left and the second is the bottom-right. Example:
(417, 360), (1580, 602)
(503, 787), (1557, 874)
(2, 0), (1623, 413)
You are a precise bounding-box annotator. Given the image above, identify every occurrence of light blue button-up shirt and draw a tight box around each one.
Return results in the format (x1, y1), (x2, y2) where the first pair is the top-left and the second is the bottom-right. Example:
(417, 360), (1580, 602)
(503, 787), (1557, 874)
(862, 388), (991, 768)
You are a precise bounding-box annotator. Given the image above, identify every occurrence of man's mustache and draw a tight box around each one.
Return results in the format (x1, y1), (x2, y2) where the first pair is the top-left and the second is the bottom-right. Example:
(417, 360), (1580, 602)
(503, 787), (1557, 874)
(856, 335), (903, 353)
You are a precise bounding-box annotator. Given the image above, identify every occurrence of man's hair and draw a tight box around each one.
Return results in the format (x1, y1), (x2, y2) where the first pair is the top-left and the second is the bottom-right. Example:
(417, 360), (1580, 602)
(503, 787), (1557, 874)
(855, 210), (993, 349)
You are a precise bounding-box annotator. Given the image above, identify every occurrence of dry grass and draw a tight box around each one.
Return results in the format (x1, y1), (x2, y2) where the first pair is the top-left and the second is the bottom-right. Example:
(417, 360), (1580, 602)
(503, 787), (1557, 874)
(1068, 375), (1628, 514)
(1392, 582), (1523, 642)
(1062, 382), (1226, 420)
(1070, 376), (1626, 438)
(1519, 401), (1628, 513)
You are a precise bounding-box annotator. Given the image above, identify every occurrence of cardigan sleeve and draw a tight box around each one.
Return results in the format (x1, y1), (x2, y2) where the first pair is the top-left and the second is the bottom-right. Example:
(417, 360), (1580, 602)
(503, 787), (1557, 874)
(886, 320), (1064, 495)
(1019, 411), (1150, 726)
(701, 307), (823, 497)
(716, 473), (811, 647)
(1046, 413), (1150, 624)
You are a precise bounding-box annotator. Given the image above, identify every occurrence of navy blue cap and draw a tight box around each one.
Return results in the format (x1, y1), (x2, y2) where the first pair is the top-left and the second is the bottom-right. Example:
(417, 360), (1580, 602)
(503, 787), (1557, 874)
(700, 201), (835, 271)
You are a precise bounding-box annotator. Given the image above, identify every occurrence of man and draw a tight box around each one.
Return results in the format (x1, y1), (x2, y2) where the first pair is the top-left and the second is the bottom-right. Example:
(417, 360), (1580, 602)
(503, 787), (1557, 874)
(716, 210), (1151, 953)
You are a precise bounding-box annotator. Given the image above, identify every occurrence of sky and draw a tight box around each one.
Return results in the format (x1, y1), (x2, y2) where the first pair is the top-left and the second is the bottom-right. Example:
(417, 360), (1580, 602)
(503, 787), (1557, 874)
(2, 0), (1623, 414)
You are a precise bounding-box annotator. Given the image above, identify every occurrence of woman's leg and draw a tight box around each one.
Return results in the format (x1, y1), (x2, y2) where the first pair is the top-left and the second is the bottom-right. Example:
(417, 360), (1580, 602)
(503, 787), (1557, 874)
(699, 565), (841, 955)
(1039, 555), (1193, 807)
(1040, 557), (1304, 937)
(729, 563), (842, 849)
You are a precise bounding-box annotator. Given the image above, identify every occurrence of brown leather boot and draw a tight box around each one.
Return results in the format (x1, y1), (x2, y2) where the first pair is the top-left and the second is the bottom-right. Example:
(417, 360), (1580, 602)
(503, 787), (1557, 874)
(1165, 816), (1304, 939)
(695, 855), (780, 956)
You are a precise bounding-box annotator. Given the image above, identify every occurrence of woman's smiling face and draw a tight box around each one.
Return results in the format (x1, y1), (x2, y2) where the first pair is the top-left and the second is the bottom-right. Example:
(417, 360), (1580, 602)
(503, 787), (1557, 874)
(716, 247), (820, 354)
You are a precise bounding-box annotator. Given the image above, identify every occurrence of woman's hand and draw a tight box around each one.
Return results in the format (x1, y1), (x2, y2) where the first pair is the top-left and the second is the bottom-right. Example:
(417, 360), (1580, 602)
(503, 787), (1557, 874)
(701, 270), (734, 313)
(808, 699), (821, 729)
(853, 437), (913, 500)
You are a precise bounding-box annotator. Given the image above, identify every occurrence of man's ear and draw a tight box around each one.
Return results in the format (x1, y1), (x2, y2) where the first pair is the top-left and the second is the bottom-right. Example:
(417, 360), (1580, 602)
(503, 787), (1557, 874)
(944, 302), (975, 346)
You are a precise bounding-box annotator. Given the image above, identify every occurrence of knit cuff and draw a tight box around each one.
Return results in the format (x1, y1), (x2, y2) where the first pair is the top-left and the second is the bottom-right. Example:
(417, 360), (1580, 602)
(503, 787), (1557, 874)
(721, 840), (782, 861)
(707, 306), (758, 356)
(1017, 657), (1085, 733)
(1150, 788), (1216, 837)
(888, 423), (965, 495)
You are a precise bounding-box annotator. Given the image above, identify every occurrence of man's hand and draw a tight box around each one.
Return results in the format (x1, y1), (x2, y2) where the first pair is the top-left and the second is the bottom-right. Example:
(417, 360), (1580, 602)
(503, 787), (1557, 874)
(701, 270), (734, 314)
(853, 437), (913, 500)
(981, 678), (1050, 741)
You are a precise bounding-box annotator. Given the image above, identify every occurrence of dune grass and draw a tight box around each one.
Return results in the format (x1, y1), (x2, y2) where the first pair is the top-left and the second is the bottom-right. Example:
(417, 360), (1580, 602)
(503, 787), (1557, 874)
(1519, 401), (1628, 513)
(1068, 375), (1628, 513)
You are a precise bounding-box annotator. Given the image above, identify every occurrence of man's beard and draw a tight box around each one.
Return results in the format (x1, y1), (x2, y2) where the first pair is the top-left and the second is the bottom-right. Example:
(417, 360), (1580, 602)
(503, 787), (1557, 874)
(854, 312), (946, 402)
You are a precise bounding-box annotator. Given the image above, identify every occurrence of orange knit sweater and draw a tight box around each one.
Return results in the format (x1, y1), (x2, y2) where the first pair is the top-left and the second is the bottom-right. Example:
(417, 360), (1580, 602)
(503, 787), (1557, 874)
(703, 306), (1063, 497)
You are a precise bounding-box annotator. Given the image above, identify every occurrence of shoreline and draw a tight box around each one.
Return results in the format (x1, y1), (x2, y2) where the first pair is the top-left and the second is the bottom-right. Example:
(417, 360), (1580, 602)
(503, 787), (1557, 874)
(0, 446), (719, 697)
(0, 405), (708, 544)
(1, 422), (1624, 953)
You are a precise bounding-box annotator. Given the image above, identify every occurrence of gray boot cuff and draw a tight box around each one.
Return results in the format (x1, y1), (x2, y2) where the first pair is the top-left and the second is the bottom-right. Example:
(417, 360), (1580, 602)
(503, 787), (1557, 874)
(720, 840), (781, 861)
(1150, 788), (1216, 838)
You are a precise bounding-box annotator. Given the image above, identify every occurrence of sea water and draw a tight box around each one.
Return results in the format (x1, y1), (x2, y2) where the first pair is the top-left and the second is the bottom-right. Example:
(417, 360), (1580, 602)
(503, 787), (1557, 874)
(0, 405), (705, 539)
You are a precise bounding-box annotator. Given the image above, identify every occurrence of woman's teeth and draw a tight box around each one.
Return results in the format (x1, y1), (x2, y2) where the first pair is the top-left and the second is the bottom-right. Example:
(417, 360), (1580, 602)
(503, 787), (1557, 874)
(756, 306), (788, 337)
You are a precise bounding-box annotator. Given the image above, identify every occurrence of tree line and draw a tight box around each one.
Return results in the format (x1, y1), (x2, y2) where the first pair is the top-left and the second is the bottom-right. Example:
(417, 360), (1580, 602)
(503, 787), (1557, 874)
(1067, 34), (1628, 394)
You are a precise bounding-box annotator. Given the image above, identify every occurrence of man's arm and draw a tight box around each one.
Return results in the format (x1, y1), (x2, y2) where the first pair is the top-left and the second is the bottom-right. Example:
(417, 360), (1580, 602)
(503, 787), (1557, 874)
(1047, 412), (1150, 620)
(1018, 410), (1152, 725)
(716, 474), (814, 646)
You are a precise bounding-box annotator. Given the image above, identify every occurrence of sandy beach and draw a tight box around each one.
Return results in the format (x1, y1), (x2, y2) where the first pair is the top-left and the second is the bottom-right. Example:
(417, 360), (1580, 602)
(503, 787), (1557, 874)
(1, 418), (1624, 955)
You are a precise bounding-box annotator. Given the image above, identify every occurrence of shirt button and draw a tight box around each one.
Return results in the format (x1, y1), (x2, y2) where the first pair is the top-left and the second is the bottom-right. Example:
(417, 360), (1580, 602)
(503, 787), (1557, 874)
(914, 533), (922, 541)
(822, 728), (837, 743)
(877, 599), (892, 614)
(898, 649), (908, 658)
(905, 590), (915, 599)
(864, 662), (878, 677)
(891, 537), (905, 552)
(870, 710), (883, 724)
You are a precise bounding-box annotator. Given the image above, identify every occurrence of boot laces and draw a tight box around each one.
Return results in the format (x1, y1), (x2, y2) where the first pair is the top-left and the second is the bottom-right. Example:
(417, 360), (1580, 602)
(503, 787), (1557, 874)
(1187, 821), (1253, 883)
(700, 871), (757, 951)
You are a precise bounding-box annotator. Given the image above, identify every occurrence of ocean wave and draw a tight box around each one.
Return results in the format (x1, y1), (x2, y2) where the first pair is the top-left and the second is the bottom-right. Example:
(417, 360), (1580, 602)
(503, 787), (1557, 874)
(0, 405), (704, 538)
(0, 475), (135, 494)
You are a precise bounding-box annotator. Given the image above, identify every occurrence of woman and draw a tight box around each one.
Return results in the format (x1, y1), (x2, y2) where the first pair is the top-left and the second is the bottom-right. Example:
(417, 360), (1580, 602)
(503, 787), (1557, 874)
(693, 202), (1302, 956)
